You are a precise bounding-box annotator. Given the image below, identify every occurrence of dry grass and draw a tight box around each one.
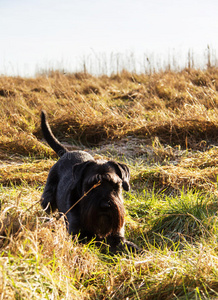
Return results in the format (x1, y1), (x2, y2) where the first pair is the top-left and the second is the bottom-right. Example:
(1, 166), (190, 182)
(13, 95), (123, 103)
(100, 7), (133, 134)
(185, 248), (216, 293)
(1, 68), (218, 147)
(1, 68), (218, 299)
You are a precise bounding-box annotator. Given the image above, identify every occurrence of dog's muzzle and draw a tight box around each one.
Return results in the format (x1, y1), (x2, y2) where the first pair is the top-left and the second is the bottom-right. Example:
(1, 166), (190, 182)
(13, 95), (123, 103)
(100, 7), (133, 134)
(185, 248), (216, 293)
(80, 196), (125, 238)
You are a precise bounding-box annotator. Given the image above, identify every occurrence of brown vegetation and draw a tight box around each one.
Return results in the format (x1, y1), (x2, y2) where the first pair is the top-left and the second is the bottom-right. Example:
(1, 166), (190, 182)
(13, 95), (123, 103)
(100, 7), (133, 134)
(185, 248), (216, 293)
(1, 68), (218, 148)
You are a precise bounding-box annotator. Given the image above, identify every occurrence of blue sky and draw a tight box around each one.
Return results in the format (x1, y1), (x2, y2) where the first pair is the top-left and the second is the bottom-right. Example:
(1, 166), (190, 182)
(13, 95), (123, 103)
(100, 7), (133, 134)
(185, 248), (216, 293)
(1, 0), (218, 76)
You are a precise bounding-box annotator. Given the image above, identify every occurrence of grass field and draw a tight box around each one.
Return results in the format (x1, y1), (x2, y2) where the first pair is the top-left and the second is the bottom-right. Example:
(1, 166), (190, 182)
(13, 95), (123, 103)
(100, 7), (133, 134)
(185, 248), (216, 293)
(1, 67), (218, 299)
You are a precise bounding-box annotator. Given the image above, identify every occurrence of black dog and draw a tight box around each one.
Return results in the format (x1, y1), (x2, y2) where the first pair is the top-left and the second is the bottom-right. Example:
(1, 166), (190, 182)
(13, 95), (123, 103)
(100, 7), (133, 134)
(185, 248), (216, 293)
(41, 111), (139, 252)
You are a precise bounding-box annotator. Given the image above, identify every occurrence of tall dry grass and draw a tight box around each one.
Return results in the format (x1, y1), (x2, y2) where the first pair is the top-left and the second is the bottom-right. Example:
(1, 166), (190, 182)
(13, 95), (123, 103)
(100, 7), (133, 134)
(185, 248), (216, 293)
(1, 67), (218, 147)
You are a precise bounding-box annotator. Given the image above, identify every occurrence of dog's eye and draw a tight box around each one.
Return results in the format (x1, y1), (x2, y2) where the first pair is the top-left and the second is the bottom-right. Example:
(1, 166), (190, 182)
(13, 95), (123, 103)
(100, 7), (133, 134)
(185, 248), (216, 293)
(90, 174), (101, 184)
(85, 175), (101, 190)
(112, 181), (122, 191)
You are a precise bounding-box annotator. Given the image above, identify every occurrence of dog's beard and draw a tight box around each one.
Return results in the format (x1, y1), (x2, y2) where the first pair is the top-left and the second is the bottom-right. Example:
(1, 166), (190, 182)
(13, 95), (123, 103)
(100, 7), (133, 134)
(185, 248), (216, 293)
(80, 196), (125, 238)
(95, 214), (113, 237)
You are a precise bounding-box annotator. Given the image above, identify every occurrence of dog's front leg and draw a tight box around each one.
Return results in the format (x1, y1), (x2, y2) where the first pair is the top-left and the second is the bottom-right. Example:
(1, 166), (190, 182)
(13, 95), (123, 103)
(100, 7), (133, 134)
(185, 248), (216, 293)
(66, 212), (96, 243)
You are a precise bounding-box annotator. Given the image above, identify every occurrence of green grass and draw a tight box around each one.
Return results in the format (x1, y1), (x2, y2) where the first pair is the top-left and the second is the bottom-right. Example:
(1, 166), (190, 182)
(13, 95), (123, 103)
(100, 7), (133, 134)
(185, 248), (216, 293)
(1, 183), (218, 299)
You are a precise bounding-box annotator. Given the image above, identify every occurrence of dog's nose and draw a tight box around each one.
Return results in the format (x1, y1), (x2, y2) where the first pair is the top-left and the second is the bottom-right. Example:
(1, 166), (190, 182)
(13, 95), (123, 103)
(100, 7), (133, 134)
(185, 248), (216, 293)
(100, 201), (110, 209)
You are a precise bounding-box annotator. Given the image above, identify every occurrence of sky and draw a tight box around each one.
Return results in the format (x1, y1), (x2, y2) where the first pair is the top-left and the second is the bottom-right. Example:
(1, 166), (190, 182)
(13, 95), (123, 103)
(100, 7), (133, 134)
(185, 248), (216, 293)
(1, 0), (218, 76)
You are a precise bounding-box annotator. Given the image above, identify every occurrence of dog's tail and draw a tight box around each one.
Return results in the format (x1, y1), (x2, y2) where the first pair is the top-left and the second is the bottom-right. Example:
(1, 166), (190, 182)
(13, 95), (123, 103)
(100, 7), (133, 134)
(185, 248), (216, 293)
(41, 110), (68, 157)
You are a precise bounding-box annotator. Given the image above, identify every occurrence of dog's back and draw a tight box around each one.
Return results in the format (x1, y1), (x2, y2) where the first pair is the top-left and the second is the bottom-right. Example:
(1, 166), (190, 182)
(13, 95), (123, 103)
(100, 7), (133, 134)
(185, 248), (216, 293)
(40, 111), (94, 214)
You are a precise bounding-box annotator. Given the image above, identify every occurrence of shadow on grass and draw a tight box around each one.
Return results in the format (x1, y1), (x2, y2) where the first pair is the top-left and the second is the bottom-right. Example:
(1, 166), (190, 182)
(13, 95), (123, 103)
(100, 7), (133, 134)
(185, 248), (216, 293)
(146, 194), (218, 250)
(126, 188), (218, 250)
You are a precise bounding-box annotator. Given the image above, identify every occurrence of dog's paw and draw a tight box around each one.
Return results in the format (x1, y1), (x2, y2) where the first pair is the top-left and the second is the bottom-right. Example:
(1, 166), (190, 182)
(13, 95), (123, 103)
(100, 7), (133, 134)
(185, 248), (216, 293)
(108, 239), (141, 254)
(123, 240), (141, 254)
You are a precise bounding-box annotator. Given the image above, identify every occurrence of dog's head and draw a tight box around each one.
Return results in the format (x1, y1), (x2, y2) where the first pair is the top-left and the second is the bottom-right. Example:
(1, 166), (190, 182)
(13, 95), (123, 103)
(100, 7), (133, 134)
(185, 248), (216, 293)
(70, 160), (130, 237)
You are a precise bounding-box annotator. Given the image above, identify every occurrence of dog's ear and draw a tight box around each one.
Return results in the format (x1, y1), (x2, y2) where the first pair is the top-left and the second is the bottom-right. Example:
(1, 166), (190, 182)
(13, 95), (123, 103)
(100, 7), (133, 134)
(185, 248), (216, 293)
(109, 161), (130, 191)
(71, 161), (95, 194)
